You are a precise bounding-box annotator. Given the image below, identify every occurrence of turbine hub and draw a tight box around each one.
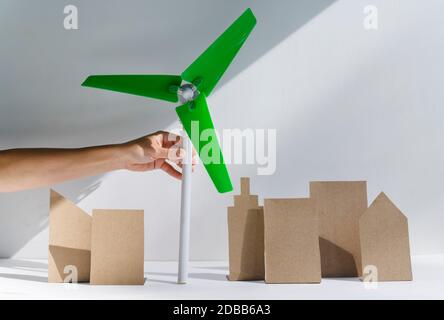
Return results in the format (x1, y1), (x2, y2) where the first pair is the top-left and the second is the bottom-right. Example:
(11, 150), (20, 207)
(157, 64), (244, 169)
(178, 83), (199, 104)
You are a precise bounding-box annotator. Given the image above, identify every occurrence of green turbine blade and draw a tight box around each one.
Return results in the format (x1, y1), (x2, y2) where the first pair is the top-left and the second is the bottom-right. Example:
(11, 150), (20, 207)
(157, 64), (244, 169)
(181, 8), (256, 96)
(176, 94), (233, 193)
(82, 75), (182, 103)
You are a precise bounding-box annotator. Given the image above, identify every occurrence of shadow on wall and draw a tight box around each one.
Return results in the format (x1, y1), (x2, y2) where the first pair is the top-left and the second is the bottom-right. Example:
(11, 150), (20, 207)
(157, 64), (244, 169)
(0, 0), (336, 258)
(0, 176), (102, 258)
(0, 0), (337, 143)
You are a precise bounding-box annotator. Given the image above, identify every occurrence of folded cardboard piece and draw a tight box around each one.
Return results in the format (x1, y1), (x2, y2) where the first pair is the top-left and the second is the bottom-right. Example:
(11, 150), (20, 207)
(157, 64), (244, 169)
(264, 198), (321, 284)
(227, 177), (265, 281)
(309, 181), (367, 277)
(48, 190), (91, 283)
(359, 192), (413, 281)
(90, 209), (145, 285)
(48, 190), (145, 285)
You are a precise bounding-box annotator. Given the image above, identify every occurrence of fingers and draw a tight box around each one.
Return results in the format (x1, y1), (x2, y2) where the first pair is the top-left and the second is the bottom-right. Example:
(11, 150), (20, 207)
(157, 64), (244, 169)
(141, 131), (200, 179)
(160, 161), (182, 180)
(177, 154), (198, 171)
(156, 146), (185, 165)
(151, 131), (184, 163)
(129, 158), (182, 180)
(157, 131), (182, 148)
(152, 159), (182, 180)
(154, 131), (197, 162)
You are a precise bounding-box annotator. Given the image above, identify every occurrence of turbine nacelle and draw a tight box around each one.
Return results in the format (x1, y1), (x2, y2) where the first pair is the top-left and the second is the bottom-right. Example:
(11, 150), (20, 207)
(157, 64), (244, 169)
(178, 83), (200, 104)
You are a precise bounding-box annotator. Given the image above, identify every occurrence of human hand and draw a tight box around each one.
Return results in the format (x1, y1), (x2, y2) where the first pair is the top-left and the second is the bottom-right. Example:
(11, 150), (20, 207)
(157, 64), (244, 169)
(121, 131), (197, 180)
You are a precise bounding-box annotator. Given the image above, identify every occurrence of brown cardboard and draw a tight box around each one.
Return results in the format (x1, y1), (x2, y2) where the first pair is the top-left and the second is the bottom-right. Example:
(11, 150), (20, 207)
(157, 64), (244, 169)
(309, 181), (367, 277)
(359, 192), (413, 281)
(48, 246), (91, 282)
(48, 190), (91, 283)
(263, 198), (321, 284)
(227, 177), (265, 281)
(90, 209), (145, 285)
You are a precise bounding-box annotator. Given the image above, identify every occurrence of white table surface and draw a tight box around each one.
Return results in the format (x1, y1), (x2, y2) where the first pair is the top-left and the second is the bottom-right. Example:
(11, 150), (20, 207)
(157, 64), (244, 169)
(0, 255), (442, 300)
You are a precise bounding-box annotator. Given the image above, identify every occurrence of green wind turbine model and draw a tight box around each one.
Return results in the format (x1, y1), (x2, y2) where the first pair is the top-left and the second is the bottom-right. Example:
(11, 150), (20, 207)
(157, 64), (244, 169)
(82, 8), (257, 283)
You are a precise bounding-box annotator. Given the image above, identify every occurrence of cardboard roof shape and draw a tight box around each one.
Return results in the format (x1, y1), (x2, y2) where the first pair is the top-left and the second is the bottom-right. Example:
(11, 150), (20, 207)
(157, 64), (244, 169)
(310, 181), (367, 277)
(48, 190), (91, 283)
(360, 192), (413, 281)
(263, 198), (321, 284)
(227, 177), (264, 281)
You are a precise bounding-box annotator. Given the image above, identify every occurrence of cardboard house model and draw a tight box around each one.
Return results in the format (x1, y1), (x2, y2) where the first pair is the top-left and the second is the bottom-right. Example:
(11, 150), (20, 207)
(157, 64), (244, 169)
(359, 192), (413, 281)
(48, 190), (91, 283)
(263, 198), (321, 283)
(310, 181), (367, 277)
(227, 178), (413, 284)
(90, 209), (144, 285)
(48, 190), (145, 285)
(227, 177), (265, 281)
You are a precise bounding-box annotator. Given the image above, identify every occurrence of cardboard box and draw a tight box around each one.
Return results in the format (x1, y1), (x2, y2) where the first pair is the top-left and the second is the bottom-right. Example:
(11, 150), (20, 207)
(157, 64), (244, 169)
(48, 190), (92, 283)
(90, 209), (145, 285)
(227, 177), (265, 281)
(263, 198), (321, 284)
(310, 181), (367, 277)
(360, 192), (413, 281)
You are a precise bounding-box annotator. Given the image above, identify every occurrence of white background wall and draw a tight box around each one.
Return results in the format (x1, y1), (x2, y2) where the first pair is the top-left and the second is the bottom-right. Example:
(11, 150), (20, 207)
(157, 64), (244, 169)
(1, 0), (443, 260)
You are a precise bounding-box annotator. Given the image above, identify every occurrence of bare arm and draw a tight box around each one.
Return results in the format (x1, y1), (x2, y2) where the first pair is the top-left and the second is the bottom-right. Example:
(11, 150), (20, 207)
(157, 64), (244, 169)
(0, 131), (195, 193)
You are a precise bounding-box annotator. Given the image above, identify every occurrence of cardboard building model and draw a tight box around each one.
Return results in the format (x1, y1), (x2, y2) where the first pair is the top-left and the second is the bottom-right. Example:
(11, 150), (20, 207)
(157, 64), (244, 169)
(227, 177), (264, 281)
(227, 178), (413, 284)
(310, 181), (367, 277)
(360, 192), (413, 281)
(48, 190), (91, 283)
(48, 190), (145, 285)
(264, 198), (321, 283)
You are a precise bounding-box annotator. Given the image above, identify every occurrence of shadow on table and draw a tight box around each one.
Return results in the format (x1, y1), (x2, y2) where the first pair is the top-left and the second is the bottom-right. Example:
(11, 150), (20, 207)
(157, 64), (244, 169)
(195, 265), (229, 272)
(0, 259), (47, 269)
(325, 277), (361, 282)
(146, 271), (230, 283)
(0, 273), (48, 283)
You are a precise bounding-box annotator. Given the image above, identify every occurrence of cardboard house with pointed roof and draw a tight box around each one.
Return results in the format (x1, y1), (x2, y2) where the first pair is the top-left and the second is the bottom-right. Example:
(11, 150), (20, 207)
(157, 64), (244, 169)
(359, 192), (413, 281)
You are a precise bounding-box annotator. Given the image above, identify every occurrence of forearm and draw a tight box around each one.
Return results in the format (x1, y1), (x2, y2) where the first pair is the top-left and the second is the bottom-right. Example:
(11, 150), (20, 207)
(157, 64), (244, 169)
(0, 145), (128, 192)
